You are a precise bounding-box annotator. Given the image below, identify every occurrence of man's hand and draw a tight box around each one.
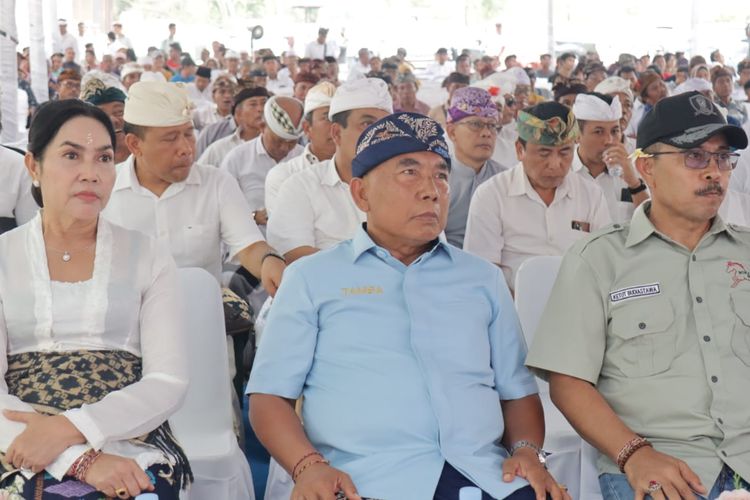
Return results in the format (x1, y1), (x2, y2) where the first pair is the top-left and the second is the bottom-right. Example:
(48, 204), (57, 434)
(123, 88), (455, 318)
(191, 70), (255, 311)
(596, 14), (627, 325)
(624, 446), (706, 500)
(253, 209), (269, 226)
(261, 255), (286, 296)
(3, 411), (85, 473)
(502, 448), (570, 500)
(291, 462), (361, 500)
(84, 453), (155, 498)
(603, 143), (639, 186)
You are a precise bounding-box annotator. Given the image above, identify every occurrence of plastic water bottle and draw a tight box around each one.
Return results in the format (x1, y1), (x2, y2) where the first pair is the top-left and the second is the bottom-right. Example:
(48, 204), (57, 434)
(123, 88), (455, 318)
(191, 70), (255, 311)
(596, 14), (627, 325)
(609, 163), (623, 177)
(459, 486), (482, 500)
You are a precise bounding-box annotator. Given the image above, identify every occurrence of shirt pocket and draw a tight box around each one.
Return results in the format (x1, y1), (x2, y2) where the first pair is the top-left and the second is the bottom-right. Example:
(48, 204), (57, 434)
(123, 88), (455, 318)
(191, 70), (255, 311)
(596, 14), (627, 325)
(730, 291), (750, 367)
(608, 295), (676, 377)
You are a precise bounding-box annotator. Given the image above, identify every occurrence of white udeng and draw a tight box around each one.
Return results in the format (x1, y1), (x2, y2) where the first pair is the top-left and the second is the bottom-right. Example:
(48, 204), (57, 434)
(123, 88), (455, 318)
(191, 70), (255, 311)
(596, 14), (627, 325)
(0, 213), (188, 480)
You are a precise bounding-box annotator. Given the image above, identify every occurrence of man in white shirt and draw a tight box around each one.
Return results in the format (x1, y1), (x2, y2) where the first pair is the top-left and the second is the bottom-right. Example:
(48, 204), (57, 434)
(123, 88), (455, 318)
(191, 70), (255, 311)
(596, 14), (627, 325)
(263, 56), (294, 96)
(444, 87), (508, 248)
(192, 75), (235, 131)
(0, 145), (37, 233)
(186, 66), (213, 111)
(198, 87), (268, 168)
(572, 92), (648, 223)
(464, 101), (611, 290)
(112, 22), (133, 49)
(220, 96), (305, 226)
(51, 19), (78, 55)
(425, 48), (453, 82)
(267, 78), (392, 262)
(595, 76), (637, 153)
(305, 28), (338, 60)
(103, 81), (285, 294)
(347, 48), (371, 81)
(730, 146), (750, 195)
(265, 82), (337, 214)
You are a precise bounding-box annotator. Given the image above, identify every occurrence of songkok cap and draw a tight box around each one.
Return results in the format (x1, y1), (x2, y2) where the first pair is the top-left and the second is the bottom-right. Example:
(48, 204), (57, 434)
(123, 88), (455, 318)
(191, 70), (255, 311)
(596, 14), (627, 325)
(80, 77), (127, 105)
(573, 92), (622, 121)
(636, 91), (747, 150)
(120, 63), (144, 79)
(447, 87), (498, 123)
(673, 77), (712, 96)
(196, 66), (212, 79)
(352, 112), (451, 178)
(504, 66), (531, 86)
(594, 76), (633, 101)
(263, 96), (305, 140)
(553, 82), (588, 101)
(232, 87), (269, 114)
(303, 81), (337, 115)
(328, 77), (393, 119)
(517, 101), (580, 146)
(249, 69), (268, 77)
(124, 81), (194, 127)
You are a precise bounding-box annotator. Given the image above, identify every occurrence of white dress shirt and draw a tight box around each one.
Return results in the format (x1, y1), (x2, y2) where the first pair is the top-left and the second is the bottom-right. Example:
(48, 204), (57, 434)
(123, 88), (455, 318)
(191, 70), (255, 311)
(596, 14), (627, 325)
(0, 214), (186, 480)
(52, 32), (78, 54)
(265, 143), (322, 214)
(572, 145), (643, 224)
(0, 146), (38, 227)
(464, 162), (612, 288)
(186, 82), (213, 111)
(267, 158), (365, 255)
(103, 157), (263, 283)
(192, 106), (227, 132)
(266, 75), (294, 96)
(304, 40), (338, 60)
(425, 61), (453, 82)
(347, 62), (370, 81)
(491, 122), (520, 169)
(730, 146), (750, 195)
(220, 135), (303, 211)
(197, 128), (247, 168)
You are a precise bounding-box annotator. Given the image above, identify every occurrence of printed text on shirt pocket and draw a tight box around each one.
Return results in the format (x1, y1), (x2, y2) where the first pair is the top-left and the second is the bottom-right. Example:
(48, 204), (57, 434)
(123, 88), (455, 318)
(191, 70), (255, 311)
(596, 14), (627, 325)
(608, 295), (676, 378)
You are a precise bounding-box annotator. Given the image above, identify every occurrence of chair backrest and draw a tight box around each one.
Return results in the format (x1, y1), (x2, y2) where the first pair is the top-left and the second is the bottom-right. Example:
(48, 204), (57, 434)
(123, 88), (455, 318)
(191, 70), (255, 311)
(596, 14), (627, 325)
(514, 255), (563, 349)
(170, 267), (234, 450)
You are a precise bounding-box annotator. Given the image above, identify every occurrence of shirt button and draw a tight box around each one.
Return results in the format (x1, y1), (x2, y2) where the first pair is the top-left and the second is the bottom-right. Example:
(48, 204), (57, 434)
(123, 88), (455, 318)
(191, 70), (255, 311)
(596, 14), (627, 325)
(692, 255), (697, 262)
(613, 224), (621, 229)
(696, 296), (703, 303)
(722, 450), (728, 457)
(718, 418), (724, 424)
(711, 375), (718, 383)
(638, 322), (646, 330)
(703, 335), (711, 342)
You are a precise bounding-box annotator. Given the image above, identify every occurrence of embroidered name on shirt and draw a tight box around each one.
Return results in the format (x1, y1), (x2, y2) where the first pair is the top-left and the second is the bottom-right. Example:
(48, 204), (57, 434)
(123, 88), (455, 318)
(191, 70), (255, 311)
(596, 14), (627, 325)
(727, 261), (750, 288)
(342, 286), (384, 296)
(609, 283), (661, 303)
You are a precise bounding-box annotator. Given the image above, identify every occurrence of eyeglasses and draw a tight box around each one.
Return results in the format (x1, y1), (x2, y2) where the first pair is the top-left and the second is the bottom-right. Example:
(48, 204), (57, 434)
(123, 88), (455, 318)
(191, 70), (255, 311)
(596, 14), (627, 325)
(458, 120), (500, 133)
(645, 149), (740, 171)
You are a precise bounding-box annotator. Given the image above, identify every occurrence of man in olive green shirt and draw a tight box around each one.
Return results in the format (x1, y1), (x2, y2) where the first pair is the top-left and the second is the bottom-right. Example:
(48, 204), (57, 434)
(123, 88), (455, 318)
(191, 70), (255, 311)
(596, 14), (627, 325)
(526, 91), (750, 500)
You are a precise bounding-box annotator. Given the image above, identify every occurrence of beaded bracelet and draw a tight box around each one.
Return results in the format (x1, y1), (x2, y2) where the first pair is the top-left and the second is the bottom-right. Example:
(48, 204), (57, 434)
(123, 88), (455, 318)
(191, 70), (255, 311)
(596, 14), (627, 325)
(69, 449), (102, 482)
(293, 458), (330, 482)
(616, 436), (652, 473)
(291, 451), (323, 479)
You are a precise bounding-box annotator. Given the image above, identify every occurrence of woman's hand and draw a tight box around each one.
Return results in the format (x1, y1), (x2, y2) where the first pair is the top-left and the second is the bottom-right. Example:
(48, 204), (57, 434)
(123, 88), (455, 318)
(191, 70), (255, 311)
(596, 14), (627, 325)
(3, 411), (85, 473)
(84, 453), (155, 498)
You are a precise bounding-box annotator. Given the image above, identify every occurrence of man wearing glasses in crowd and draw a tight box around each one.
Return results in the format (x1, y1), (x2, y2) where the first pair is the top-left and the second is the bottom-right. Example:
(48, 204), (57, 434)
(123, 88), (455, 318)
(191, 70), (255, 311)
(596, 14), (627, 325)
(527, 91), (750, 499)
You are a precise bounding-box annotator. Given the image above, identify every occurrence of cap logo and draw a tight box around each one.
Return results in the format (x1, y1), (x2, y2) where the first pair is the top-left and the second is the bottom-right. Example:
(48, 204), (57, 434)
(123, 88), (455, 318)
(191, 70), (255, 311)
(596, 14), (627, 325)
(689, 94), (717, 117)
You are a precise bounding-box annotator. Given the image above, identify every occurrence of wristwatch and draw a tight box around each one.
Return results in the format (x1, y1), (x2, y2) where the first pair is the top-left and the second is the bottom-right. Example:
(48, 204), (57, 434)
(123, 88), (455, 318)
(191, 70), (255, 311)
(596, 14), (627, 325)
(627, 179), (647, 195)
(509, 440), (548, 466)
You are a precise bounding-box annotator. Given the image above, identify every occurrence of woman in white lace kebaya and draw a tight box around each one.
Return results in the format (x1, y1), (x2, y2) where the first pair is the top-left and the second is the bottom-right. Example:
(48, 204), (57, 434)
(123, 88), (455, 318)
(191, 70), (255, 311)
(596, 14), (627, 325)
(0, 100), (191, 499)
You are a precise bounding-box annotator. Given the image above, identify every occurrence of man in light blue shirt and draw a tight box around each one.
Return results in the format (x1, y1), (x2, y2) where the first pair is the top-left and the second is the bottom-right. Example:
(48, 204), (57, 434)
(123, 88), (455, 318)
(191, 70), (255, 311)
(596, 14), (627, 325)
(248, 113), (568, 500)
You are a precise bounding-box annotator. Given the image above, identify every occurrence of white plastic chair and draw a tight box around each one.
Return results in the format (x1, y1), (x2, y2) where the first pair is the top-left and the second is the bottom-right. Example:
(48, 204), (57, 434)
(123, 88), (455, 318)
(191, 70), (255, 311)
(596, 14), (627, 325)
(170, 268), (255, 500)
(580, 441), (604, 500)
(514, 256), (583, 498)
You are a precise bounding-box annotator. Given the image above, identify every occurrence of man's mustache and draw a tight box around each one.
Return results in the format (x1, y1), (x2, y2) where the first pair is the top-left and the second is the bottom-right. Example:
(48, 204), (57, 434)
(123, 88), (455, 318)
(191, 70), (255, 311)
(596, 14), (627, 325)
(695, 183), (724, 196)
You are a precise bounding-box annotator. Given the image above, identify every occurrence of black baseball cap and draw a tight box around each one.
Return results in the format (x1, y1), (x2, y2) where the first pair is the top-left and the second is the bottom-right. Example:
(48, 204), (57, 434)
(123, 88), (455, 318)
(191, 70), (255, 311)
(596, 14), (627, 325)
(636, 91), (748, 150)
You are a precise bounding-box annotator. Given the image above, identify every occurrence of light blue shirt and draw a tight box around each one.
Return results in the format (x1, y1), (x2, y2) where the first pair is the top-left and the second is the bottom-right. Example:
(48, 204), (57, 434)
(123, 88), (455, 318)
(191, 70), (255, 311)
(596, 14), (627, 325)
(247, 225), (538, 499)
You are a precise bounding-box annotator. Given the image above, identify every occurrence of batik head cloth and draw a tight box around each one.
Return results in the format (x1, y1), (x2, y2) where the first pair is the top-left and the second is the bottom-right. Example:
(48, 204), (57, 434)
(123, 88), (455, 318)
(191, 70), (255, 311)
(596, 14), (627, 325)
(263, 96), (305, 140)
(447, 87), (499, 123)
(517, 106), (580, 146)
(352, 112), (451, 178)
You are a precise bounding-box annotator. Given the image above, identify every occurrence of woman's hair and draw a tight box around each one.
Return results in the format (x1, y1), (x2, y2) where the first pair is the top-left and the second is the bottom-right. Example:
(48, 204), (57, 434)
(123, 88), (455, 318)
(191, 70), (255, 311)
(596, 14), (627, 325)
(28, 100), (116, 207)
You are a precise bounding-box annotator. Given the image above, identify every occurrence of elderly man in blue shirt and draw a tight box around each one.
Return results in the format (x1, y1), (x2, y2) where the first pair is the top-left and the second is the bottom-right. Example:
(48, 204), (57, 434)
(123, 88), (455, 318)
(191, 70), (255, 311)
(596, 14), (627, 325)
(247, 113), (569, 500)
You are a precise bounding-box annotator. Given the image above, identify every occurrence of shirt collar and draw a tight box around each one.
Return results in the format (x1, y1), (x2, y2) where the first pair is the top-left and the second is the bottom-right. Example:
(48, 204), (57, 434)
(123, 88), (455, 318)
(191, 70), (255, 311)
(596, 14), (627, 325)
(255, 136), (270, 158)
(625, 201), (731, 248)
(304, 143), (321, 165)
(112, 155), (201, 194)
(351, 223), (453, 264)
(508, 162), (574, 201)
(321, 157), (343, 186)
(450, 154), (486, 178)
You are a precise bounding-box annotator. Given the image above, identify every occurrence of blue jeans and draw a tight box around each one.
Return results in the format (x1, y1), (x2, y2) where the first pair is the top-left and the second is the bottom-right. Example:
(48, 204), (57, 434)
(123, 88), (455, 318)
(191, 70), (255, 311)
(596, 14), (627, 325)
(432, 462), (545, 500)
(599, 464), (749, 500)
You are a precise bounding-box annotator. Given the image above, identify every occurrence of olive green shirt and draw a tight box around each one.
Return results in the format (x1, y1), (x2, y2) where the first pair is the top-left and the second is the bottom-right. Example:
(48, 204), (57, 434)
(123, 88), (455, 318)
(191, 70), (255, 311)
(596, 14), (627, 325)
(526, 201), (750, 486)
